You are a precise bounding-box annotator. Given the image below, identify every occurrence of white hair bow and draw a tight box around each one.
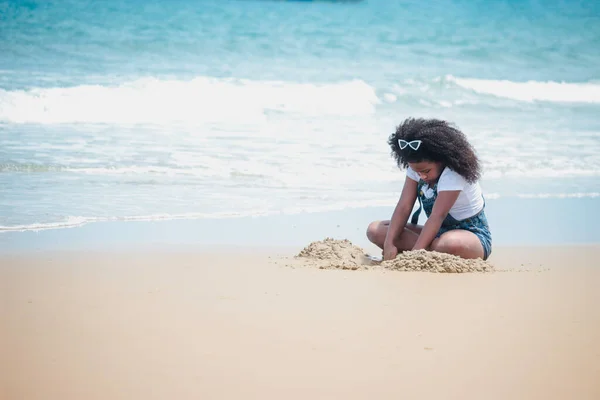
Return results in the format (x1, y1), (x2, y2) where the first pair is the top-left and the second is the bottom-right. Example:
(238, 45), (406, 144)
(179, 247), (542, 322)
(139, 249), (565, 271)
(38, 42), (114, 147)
(398, 139), (422, 150)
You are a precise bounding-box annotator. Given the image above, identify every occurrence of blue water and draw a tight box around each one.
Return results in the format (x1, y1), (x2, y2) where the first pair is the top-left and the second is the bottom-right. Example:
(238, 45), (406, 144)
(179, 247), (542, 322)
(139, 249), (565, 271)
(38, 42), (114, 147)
(1, 0), (600, 232)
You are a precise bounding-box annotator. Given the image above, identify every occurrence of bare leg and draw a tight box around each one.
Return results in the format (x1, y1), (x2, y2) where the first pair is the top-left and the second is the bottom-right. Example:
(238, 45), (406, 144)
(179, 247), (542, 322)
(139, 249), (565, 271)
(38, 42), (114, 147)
(367, 221), (485, 259)
(366, 220), (423, 251)
(430, 230), (485, 260)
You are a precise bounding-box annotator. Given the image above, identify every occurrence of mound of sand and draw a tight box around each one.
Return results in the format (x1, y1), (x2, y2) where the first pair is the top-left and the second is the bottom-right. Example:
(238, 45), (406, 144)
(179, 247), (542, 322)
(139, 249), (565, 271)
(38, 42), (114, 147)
(295, 238), (493, 273)
(380, 249), (493, 273)
(295, 238), (374, 270)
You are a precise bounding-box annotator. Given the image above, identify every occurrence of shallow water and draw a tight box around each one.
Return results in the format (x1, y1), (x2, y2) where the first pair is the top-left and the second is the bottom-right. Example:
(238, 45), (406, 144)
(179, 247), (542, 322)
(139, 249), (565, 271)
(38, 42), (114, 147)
(2, 0), (599, 231)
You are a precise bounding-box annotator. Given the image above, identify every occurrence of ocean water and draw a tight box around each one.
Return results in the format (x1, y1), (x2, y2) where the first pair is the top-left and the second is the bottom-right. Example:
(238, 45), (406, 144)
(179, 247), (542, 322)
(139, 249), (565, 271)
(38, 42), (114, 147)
(1, 0), (599, 232)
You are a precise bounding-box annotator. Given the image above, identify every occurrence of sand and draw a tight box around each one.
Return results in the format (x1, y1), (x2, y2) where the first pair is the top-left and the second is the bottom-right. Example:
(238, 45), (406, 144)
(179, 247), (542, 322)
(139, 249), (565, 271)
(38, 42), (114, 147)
(295, 237), (376, 270)
(2, 245), (600, 400)
(295, 238), (493, 272)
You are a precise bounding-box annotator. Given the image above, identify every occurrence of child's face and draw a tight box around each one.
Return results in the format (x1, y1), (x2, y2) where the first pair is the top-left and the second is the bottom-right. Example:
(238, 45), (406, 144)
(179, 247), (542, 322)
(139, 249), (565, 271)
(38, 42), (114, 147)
(409, 161), (443, 185)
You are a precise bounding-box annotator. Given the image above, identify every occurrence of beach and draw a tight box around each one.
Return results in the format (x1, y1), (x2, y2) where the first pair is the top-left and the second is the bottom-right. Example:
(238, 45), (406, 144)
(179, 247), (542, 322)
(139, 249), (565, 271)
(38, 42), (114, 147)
(2, 243), (599, 400)
(2, 195), (600, 398)
(3, 0), (600, 398)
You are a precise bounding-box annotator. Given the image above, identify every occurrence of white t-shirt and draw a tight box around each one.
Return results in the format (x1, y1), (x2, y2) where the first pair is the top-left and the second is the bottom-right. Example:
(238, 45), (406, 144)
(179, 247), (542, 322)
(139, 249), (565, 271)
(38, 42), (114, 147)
(406, 167), (484, 220)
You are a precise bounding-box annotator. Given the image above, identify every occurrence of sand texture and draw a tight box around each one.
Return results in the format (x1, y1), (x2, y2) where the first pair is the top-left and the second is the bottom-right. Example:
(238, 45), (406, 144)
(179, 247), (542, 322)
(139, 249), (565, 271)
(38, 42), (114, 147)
(2, 245), (600, 400)
(295, 238), (493, 273)
(380, 249), (493, 272)
(295, 237), (376, 270)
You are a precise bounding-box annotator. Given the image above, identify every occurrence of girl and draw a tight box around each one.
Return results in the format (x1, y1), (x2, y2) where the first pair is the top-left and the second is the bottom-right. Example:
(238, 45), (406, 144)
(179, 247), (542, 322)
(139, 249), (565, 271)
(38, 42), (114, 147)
(366, 118), (492, 261)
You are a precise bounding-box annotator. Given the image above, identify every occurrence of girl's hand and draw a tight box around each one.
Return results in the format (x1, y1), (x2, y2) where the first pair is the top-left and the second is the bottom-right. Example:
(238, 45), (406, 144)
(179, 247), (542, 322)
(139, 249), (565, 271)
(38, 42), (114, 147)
(383, 242), (399, 261)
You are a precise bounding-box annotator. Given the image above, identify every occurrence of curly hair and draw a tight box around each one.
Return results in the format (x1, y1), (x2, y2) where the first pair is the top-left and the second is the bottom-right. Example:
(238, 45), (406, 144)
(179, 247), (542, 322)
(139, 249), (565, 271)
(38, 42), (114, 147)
(387, 118), (481, 183)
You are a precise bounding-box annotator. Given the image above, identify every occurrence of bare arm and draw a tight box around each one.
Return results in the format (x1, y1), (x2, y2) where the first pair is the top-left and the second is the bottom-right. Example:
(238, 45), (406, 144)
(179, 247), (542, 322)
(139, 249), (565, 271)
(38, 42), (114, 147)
(412, 190), (460, 250)
(384, 178), (418, 247)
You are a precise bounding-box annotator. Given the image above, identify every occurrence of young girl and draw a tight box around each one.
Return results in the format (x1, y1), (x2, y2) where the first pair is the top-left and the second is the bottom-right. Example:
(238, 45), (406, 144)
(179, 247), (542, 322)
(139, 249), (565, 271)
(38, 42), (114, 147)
(366, 118), (492, 261)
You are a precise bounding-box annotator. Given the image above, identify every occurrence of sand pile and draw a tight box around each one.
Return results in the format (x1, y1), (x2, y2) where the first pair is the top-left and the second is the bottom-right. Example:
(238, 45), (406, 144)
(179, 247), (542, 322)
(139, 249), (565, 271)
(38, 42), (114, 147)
(295, 238), (374, 270)
(295, 238), (493, 273)
(381, 249), (493, 273)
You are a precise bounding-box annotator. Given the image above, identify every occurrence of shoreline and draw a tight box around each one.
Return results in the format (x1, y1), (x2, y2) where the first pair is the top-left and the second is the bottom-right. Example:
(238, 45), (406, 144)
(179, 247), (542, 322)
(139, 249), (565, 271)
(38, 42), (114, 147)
(1, 196), (599, 254)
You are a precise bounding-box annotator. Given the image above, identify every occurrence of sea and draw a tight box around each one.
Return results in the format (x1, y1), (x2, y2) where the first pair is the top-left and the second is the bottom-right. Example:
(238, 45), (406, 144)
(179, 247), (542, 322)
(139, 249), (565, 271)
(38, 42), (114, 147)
(1, 0), (599, 234)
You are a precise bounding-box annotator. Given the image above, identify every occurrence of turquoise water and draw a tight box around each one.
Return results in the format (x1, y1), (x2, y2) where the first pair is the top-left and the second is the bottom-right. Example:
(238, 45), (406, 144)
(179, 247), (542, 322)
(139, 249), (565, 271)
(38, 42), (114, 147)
(1, 0), (599, 231)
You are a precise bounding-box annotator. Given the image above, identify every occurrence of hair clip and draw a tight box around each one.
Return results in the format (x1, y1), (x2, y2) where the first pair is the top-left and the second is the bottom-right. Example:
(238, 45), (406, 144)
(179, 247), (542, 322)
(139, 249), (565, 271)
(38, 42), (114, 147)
(398, 139), (422, 150)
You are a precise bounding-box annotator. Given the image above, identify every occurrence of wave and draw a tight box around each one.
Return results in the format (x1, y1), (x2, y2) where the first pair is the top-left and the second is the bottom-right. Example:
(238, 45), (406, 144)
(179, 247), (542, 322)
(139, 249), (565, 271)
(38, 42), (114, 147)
(3, 74), (597, 126)
(0, 76), (379, 124)
(446, 75), (600, 104)
(0, 217), (92, 232)
(0, 199), (394, 233)
(0, 163), (191, 175)
(2, 194), (598, 233)
(4, 162), (600, 180)
(0, 212), (259, 233)
(516, 192), (600, 199)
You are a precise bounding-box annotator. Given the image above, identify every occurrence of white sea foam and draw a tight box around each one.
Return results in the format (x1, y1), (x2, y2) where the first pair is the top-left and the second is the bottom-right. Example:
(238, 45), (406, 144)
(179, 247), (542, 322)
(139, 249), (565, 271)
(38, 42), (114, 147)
(0, 77), (380, 124)
(517, 192), (600, 199)
(5, 161), (600, 181)
(483, 168), (600, 179)
(0, 212), (259, 232)
(0, 216), (91, 232)
(446, 75), (600, 103)
(2, 193), (598, 233)
(3, 74), (599, 233)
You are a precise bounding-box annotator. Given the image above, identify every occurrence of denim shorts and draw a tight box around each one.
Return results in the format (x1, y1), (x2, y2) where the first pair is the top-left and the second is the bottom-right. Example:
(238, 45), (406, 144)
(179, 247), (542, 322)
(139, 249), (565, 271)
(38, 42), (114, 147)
(437, 210), (493, 260)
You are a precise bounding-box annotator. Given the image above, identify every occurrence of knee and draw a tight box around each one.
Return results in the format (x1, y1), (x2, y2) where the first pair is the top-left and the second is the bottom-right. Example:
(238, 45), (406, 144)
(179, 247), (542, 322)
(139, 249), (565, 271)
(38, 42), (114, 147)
(433, 235), (464, 255)
(366, 220), (382, 243)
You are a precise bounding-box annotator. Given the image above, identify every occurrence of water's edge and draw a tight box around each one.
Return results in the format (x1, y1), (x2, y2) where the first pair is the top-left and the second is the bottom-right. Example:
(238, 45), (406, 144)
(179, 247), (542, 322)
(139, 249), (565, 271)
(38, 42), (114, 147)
(1, 197), (597, 253)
